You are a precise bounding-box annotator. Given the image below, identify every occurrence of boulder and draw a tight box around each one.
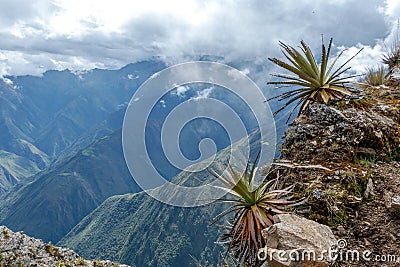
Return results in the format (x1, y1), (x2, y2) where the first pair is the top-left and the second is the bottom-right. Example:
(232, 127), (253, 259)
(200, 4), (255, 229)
(259, 214), (337, 267)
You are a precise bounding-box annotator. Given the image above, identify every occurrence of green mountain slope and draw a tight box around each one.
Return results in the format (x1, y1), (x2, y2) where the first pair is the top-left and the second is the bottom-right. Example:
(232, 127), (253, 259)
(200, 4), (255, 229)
(0, 130), (140, 242)
(0, 150), (41, 193)
(59, 131), (264, 266)
(59, 172), (227, 267)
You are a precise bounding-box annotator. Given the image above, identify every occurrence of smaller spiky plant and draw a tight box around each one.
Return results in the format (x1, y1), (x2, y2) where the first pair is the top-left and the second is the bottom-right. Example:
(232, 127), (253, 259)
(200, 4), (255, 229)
(382, 21), (400, 70)
(267, 37), (363, 123)
(382, 46), (400, 70)
(209, 159), (303, 266)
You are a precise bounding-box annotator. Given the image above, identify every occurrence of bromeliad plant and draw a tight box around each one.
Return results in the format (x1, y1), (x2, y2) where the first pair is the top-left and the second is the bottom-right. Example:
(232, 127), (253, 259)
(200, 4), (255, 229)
(267, 37), (363, 122)
(209, 159), (303, 266)
(382, 20), (400, 70)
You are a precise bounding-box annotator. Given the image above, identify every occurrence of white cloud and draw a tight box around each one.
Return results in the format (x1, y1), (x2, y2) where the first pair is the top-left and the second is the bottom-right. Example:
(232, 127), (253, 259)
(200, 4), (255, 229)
(174, 85), (189, 97)
(159, 99), (166, 108)
(334, 43), (386, 75)
(383, 0), (400, 18)
(127, 74), (139, 80)
(240, 68), (250, 75)
(0, 0), (397, 76)
(191, 86), (214, 101)
(2, 76), (14, 86)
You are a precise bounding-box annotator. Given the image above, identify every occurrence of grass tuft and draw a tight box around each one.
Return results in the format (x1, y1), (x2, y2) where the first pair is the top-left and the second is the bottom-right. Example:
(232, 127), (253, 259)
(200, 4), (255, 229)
(362, 66), (386, 87)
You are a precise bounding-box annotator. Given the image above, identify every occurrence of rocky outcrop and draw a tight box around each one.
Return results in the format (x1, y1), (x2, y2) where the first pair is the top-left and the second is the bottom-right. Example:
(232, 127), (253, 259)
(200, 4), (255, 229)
(266, 84), (400, 267)
(283, 102), (399, 164)
(0, 226), (129, 267)
(259, 214), (337, 267)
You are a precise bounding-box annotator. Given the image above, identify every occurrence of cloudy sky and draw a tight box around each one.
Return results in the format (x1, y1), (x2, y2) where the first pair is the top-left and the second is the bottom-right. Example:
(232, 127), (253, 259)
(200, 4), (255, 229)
(0, 0), (399, 76)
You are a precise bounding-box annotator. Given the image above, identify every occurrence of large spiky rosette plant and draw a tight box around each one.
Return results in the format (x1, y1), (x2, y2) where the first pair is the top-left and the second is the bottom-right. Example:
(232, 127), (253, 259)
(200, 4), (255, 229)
(209, 157), (304, 266)
(267, 37), (363, 122)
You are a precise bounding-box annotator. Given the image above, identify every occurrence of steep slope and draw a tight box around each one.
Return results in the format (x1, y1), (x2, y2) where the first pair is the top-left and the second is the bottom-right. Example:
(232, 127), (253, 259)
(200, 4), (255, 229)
(59, 131), (264, 267)
(55, 107), (126, 164)
(7, 61), (166, 160)
(0, 130), (140, 243)
(0, 61), (166, 193)
(62, 191), (228, 267)
(256, 85), (400, 266)
(59, 168), (228, 267)
(0, 150), (41, 193)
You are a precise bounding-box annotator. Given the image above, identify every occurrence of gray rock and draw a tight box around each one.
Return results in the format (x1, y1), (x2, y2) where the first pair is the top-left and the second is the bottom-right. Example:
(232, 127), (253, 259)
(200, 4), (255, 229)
(384, 191), (400, 213)
(259, 214), (337, 267)
(364, 178), (375, 198)
(0, 226), (129, 267)
(283, 103), (399, 163)
(389, 196), (400, 213)
(337, 225), (346, 235)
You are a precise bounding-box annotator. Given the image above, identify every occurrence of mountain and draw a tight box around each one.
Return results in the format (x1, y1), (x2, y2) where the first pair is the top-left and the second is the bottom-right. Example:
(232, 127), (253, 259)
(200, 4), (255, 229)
(0, 59), (286, 195)
(0, 130), (140, 242)
(59, 163), (229, 267)
(0, 59), (285, 266)
(61, 82), (400, 267)
(60, 191), (226, 267)
(0, 60), (166, 193)
(59, 131), (264, 267)
(0, 150), (41, 193)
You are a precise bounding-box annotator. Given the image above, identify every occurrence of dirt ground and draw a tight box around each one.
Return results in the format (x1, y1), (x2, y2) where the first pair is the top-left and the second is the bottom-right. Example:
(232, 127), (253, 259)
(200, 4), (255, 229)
(333, 161), (400, 267)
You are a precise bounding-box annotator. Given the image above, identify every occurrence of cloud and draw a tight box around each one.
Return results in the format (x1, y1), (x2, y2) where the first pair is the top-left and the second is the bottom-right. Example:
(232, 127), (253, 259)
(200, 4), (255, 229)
(159, 99), (166, 108)
(174, 85), (189, 97)
(335, 43), (386, 75)
(191, 86), (214, 101)
(0, 0), (397, 77)
(128, 74), (139, 79)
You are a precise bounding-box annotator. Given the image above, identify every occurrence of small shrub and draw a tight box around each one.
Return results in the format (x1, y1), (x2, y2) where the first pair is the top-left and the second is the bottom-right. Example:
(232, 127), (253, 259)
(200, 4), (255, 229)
(357, 156), (377, 168)
(362, 66), (386, 87)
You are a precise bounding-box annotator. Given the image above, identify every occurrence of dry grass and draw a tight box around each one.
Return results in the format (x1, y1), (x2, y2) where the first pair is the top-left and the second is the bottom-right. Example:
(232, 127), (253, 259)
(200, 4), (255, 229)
(362, 66), (386, 87)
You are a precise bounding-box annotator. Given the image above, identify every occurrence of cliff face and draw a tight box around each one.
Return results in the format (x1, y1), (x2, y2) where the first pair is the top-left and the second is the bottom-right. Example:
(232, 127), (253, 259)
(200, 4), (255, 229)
(270, 83), (400, 266)
(0, 226), (130, 267)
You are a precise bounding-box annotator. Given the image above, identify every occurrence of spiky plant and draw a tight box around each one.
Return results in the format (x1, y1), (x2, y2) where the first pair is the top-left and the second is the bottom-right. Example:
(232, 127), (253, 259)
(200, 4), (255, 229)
(267, 37), (363, 122)
(382, 45), (400, 70)
(382, 20), (400, 70)
(209, 159), (303, 266)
